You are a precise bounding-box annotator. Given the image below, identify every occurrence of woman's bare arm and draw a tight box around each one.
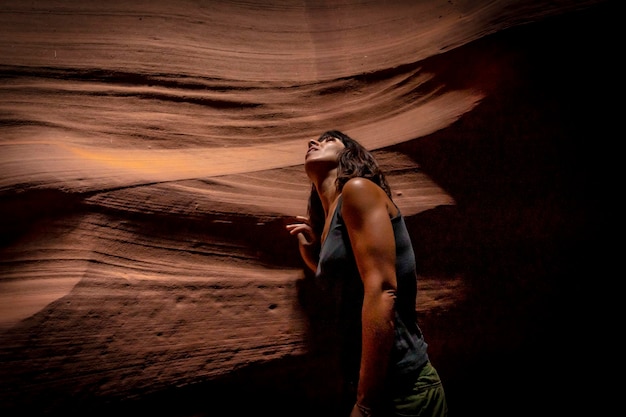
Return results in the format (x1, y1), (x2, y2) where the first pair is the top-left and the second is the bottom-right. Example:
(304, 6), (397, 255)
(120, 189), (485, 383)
(341, 177), (397, 415)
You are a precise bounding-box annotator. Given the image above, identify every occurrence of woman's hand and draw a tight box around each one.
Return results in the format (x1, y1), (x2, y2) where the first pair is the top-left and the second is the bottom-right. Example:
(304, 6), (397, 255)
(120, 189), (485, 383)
(285, 215), (316, 246)
(285, 215), (319, 272)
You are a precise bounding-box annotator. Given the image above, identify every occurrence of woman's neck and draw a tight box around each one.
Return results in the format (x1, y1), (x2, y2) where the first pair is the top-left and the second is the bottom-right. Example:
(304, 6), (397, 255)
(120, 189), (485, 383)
(313, 171), (340, 215)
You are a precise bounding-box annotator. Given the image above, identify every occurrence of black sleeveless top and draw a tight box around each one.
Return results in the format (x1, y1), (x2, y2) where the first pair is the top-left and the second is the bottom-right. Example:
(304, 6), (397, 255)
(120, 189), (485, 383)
(316, 195), (429, 390)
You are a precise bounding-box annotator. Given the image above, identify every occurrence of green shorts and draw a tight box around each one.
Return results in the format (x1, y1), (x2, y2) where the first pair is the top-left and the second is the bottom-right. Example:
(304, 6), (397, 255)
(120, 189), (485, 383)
(389, 361), (448, 417)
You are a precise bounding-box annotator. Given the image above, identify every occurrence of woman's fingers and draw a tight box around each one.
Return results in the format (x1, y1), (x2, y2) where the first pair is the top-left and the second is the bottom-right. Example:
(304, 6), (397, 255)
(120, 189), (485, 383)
(297, 233), (311, 246)
(286, 223), (311, 236)
(285, 220), (317, 246)
(285, 223), (302, 232)
(285, 216), (311, 234)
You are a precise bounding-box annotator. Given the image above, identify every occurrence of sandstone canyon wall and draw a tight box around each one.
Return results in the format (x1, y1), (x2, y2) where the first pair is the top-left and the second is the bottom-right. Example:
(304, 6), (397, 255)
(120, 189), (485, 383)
(0, 1), (614, 416)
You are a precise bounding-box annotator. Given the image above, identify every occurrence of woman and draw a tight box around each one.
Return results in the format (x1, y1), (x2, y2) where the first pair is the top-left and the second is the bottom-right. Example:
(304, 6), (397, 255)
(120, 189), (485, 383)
(286, 130), (448, 417)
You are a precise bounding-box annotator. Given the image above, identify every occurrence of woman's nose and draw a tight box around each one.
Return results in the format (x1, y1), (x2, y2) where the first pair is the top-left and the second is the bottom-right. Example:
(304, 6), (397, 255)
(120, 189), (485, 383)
(308, 139), (318, 148)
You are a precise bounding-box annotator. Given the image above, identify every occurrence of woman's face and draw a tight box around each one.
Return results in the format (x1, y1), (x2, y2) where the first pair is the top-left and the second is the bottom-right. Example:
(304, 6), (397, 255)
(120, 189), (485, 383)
(305, 135), (345, 166)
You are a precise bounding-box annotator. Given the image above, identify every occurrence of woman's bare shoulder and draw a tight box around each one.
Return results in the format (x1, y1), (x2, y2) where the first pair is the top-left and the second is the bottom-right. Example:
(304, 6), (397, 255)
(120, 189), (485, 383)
(342, 178), (387, 210)
(343, 177), (397, 219)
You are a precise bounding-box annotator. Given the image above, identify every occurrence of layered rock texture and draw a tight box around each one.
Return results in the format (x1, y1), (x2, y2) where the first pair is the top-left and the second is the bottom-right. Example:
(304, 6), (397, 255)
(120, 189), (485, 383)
(0, 1), (614, 416)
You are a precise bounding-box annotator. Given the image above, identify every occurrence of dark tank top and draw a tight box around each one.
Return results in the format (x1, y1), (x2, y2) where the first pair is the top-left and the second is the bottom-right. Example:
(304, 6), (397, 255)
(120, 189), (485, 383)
(316, 195), (429, 390)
